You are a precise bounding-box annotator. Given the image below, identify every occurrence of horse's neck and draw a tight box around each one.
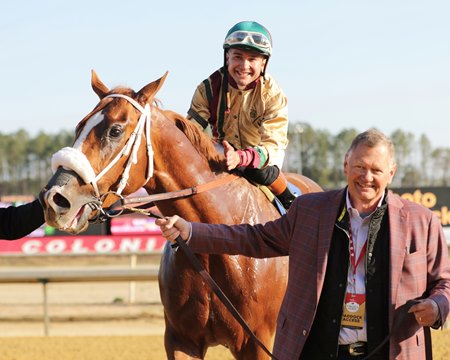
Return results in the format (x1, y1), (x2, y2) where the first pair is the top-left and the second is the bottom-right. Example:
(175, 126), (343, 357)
(154, 120), (219, 185)
(148, 115), (225, 219)
(148, 112), (279, 223)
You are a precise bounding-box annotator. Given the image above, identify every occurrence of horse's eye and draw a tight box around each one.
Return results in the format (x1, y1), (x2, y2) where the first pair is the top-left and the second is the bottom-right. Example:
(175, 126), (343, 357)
(109, 125), (123, 138)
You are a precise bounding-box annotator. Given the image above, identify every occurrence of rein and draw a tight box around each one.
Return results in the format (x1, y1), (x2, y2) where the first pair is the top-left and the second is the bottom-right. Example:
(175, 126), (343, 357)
(360, 300), (432, 360)
(101, 173), (238, 219)
(172, 232), (279, 360)
(122, 206), (279, 360)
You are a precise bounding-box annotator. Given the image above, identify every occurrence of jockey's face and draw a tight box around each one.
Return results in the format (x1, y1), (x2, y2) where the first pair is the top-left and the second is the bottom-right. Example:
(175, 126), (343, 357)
(226, 48), (266, 87)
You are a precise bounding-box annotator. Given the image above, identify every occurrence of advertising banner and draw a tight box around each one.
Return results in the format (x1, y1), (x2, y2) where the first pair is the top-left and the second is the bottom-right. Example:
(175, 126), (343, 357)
(391, 187), (450, 227)
(0, 235), (166, 255)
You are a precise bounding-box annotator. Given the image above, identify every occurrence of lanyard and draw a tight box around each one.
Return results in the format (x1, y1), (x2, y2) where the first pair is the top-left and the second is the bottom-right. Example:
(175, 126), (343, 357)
(348, 218), (367, 289)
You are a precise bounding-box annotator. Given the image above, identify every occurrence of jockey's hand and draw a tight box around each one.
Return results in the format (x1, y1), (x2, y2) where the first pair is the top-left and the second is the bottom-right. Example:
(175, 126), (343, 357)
(155, 215), (191, 244)
(408, 298), (440, 327)
(223, 140), (241, 171)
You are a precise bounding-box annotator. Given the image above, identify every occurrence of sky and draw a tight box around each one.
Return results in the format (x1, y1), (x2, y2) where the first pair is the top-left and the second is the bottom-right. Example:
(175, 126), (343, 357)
(1, 0), (449, 148)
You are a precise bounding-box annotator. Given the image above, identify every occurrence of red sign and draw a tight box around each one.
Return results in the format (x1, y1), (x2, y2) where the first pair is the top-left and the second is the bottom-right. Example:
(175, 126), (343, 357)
(110, 216), (161, 235)
(0, 235), (166, 255)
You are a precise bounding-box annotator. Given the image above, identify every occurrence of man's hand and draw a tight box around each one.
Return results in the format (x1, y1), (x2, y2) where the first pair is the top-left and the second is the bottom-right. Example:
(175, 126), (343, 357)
(408, 299), (440, 327)
(155, 215), (191, 243)
(223, 140), (240, 171)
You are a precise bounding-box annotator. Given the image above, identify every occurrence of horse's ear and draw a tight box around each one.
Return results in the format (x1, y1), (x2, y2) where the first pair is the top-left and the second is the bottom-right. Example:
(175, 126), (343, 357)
(91, 69), (110, 99)
(137, 71), (169, 104)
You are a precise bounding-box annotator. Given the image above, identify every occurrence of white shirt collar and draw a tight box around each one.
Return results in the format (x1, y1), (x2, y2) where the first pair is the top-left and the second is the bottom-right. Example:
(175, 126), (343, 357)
(345, 189), (385, 219)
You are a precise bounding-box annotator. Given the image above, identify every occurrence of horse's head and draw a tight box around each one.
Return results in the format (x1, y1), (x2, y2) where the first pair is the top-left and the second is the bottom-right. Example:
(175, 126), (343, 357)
(40, 70), (168, 233)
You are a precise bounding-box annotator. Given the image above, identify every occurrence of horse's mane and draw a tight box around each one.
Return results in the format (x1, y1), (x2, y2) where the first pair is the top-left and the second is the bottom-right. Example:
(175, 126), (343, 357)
(161, 109), (225, 172)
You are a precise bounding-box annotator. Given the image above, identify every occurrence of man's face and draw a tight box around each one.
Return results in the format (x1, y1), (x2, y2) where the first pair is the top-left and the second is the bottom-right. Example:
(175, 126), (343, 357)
(344, 143), (397, 213)
(226, 48), (266, 87)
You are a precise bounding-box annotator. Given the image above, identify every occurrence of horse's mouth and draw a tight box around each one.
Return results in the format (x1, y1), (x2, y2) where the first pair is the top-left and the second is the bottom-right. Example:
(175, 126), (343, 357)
(61, 204), (93, 233)
(41, 185), (97, 234)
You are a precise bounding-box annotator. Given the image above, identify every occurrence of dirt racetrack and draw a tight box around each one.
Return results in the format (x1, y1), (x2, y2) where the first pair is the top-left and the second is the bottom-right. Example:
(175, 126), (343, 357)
(0, 332), (448, 360)
(0, 284), (449, 360)
(0, 278), (235, 359)
(0, 255), (449, 359)
(0, 336), (234, 360)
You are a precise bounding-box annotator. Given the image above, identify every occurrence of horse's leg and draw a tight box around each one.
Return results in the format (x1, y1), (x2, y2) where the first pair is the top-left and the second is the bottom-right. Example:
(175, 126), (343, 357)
(232, 328), (274, 360)
(164, 326), (207, 360)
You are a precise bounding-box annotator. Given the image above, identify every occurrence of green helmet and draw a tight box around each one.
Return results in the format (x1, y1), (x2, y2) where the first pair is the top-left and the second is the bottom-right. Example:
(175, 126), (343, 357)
(223, 21), (273, 57)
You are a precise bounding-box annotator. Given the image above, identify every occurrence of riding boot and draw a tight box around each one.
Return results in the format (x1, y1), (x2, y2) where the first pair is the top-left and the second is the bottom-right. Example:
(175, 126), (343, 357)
(268, 172), (297, 209)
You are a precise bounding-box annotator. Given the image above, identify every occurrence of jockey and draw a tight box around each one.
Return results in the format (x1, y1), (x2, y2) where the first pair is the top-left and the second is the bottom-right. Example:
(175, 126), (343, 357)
(187, 20), (296, 209)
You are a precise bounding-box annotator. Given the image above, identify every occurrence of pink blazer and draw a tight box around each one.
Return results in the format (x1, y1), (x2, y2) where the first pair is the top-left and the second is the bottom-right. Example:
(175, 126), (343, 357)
(189, 189), (450, 360)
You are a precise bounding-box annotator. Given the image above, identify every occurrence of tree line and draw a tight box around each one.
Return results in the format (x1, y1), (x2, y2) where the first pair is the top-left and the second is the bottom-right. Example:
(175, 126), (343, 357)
(284, 123), (449, 189)
(0, 124), (449, 197)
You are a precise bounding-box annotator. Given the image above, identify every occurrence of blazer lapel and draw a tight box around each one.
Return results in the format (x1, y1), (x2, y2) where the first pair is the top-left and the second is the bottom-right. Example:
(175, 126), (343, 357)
(316, 189), (344, 299)
(387, 191), (408, 327)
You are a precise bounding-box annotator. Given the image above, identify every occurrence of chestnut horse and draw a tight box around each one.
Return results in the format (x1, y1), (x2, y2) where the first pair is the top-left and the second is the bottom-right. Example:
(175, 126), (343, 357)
(40, 71), (322, 359)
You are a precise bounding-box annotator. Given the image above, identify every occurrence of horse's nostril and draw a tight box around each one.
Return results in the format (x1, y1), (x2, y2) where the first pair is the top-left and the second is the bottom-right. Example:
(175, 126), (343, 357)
(53, 193), (71, 209)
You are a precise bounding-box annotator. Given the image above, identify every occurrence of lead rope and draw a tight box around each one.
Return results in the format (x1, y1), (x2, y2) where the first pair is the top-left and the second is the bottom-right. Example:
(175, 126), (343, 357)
(174, 234), (279, 360)
(360, 299), (432, 360)
(139, 208), (279, 360)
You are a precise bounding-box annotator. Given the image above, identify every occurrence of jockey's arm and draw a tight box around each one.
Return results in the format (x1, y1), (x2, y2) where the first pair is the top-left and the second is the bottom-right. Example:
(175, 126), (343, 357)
(258, 90), (289, 168)
(187, 85), (213, 136)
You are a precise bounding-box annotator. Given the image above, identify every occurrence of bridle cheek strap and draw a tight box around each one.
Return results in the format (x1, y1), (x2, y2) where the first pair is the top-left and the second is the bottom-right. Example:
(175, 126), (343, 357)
(50, 94), (153, 198)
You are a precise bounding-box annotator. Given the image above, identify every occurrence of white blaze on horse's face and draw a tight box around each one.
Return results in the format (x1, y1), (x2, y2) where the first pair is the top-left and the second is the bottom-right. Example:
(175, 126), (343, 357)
(50, 112), (106, 198)
(73, 112), (105, 150)
(51, 94), (154, 201)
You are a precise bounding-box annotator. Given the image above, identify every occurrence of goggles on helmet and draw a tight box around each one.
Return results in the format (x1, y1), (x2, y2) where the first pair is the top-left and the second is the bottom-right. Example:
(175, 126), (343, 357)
(224, 30), (272, 55)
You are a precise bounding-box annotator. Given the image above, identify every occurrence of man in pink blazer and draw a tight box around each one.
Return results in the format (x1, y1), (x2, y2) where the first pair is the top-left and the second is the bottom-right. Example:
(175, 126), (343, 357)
(157, 129), (450, 359)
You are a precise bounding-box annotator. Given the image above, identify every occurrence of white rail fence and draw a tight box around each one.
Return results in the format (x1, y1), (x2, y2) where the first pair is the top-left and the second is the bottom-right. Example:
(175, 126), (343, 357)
(0, 234), (165, 336)
(0, 264), (160, 336)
